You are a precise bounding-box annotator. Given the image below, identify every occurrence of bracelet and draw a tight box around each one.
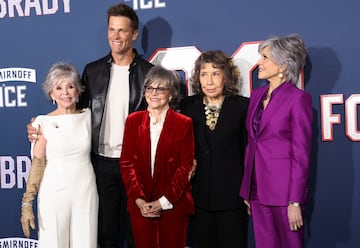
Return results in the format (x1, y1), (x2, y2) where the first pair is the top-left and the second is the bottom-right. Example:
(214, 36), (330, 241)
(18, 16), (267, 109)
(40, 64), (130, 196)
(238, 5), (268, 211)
(288, 201), (300, 207)
(22, 202), (32, 207)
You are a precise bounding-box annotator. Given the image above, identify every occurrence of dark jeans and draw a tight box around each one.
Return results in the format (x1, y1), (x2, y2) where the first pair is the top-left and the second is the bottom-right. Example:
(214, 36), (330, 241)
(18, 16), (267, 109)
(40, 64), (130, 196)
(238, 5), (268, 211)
(92, 154), (134, 248)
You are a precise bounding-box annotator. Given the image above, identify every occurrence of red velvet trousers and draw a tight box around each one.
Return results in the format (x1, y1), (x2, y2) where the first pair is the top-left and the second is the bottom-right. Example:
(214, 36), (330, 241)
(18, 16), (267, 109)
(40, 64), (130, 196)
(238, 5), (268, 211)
(130, 213), (189, 248)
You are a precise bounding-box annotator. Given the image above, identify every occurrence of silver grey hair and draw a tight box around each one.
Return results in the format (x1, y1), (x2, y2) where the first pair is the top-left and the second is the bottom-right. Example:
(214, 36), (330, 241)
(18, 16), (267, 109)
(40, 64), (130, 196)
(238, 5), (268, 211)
(258, 34), (307, 84)
(144, 65), (181, 108)
(43, 62), (84, 100)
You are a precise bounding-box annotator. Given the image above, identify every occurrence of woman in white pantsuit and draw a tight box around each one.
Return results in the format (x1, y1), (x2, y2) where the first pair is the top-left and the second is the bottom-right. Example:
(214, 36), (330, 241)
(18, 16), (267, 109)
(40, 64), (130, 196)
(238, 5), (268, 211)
(21, 62), (98, 248)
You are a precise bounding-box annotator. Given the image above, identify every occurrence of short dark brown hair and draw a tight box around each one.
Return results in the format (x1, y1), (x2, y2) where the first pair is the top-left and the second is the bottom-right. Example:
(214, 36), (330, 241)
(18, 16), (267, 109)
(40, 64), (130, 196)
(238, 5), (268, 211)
(107, 3), (139, 30)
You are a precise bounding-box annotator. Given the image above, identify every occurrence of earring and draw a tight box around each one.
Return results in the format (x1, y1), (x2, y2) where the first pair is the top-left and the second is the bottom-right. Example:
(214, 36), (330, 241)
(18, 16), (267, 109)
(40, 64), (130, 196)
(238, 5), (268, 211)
(279, 72), (284, 79)
(52, 99), (56, 105)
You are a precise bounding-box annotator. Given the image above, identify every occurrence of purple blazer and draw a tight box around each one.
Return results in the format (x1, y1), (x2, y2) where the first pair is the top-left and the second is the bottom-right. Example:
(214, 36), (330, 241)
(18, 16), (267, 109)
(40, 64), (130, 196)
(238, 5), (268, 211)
(240, 82), (312, 206)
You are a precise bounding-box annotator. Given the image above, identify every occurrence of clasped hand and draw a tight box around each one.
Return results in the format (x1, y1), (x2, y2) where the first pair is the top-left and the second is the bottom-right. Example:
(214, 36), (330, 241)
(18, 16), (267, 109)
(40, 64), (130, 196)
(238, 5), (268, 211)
(135, 198), (161, 218)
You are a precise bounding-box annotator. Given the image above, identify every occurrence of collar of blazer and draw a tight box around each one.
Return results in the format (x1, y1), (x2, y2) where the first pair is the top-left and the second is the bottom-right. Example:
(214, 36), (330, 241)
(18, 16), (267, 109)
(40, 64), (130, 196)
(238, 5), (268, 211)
(248, 82), (293, 137)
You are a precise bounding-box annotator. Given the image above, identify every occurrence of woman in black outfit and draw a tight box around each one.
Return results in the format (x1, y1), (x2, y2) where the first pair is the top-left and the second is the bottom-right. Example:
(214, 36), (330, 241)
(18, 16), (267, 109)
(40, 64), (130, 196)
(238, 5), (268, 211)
(181, 50), (249, 248)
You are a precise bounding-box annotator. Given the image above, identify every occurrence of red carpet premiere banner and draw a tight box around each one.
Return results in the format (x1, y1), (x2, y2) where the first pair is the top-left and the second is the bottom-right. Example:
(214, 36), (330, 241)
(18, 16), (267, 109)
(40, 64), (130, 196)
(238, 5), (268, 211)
(1, 0), (359, 247)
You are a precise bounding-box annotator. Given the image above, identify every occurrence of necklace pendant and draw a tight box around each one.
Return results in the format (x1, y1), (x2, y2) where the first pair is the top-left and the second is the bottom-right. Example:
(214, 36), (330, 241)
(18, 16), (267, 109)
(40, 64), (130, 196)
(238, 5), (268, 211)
(204, 96), (224, 131)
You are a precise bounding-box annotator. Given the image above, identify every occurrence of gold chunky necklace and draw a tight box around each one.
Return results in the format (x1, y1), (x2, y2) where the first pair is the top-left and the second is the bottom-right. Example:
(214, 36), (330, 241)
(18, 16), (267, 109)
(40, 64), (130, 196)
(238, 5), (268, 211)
(204, 96), (224, 130)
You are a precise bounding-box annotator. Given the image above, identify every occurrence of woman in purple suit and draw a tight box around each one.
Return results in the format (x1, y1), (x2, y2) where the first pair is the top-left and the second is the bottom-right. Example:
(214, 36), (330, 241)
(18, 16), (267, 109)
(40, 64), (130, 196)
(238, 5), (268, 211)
(240, 34), (312, 248)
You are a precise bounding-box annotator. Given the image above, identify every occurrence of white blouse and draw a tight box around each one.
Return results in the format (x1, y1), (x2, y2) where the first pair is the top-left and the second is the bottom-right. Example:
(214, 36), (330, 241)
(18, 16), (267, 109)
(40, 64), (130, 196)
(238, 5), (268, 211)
(148, 108), (173, 210)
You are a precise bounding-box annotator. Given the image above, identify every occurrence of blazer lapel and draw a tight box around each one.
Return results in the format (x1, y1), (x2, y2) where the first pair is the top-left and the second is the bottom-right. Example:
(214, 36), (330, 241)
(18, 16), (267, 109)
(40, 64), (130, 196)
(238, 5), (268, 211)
(248, 86), (267, 139)
(258, 83), (292, 135)
(138, 112), (152, 181)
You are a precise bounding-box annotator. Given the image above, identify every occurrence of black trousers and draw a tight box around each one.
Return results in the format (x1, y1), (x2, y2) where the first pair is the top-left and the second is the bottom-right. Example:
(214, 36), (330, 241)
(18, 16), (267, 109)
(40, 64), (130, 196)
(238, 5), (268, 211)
(92, 154), (134, 248)
(192, 207), (248, 248)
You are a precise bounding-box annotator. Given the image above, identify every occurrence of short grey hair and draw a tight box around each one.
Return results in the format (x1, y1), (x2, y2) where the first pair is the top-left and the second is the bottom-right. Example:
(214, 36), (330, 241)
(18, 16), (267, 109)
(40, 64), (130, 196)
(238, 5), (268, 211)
(144, 65), (181, 108)
(43, 62), (84, 100)
(259, 34), (307, 84)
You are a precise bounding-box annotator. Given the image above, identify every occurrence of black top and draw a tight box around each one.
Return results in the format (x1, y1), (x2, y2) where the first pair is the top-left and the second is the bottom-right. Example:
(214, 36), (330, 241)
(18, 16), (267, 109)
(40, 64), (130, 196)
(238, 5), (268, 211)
(180, 94), (249, 211)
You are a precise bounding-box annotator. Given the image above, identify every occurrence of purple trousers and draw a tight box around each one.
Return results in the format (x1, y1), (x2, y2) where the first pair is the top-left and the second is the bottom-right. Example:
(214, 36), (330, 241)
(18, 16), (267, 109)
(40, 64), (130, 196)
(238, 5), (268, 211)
(250, 197), (304, 248)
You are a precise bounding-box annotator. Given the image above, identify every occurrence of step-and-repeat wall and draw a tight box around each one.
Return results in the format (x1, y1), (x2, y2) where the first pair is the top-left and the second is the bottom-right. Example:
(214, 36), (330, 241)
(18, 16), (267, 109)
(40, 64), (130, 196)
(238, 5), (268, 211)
(1, 0), (359, 247)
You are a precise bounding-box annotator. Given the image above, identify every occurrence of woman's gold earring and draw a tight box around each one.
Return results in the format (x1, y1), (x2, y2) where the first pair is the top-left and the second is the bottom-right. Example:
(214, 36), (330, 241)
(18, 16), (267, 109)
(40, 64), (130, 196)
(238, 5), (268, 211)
(279, 72), (284, 79)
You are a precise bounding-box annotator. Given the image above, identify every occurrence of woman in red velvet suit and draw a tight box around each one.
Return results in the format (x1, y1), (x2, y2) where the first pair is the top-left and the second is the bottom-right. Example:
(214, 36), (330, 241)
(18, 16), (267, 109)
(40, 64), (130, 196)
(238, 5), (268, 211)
(120, 65), (195, 248)
(240, 34), (313, 248)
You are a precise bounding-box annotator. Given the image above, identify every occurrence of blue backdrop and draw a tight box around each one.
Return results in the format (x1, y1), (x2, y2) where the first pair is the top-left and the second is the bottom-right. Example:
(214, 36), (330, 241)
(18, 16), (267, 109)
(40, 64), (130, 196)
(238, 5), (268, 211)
(1, 0), (359, 247)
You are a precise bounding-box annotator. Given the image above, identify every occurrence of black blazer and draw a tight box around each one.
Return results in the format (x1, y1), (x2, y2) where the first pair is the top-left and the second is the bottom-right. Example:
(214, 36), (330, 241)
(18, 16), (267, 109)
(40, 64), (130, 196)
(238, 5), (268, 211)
(181, 95), (249, 211)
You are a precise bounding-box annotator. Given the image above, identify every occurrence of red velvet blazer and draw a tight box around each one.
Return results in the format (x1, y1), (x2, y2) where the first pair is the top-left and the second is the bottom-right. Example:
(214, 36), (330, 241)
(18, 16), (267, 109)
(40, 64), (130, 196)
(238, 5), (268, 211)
(120, 108), (195, 220)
